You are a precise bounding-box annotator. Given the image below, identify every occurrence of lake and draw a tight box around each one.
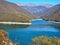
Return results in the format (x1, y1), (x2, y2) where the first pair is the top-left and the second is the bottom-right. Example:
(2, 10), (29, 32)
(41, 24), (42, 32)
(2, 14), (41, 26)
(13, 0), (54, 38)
(1, 20), (60, 45)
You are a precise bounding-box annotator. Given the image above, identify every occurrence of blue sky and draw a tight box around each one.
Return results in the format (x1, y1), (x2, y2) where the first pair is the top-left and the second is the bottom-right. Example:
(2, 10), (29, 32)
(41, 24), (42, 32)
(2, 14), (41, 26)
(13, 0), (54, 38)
(6, 0), (60, 5)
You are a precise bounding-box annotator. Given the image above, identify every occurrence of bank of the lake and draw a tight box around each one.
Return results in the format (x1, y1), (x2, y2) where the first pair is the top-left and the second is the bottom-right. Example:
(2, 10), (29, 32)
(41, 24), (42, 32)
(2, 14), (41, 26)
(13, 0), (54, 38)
(0, 22), (31, 29)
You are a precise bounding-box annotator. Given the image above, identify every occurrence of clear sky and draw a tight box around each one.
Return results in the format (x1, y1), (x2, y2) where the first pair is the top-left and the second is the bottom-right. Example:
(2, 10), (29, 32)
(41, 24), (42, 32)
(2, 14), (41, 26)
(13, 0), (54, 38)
(6, 0), (60, 5)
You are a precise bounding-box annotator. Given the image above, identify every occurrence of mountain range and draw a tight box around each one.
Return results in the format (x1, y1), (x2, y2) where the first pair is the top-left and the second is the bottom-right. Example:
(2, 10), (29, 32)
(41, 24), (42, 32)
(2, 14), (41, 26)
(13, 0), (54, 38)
(15, 3), (60, 22)
(0, 0), (60, 22)
(15, 3), (52, 15)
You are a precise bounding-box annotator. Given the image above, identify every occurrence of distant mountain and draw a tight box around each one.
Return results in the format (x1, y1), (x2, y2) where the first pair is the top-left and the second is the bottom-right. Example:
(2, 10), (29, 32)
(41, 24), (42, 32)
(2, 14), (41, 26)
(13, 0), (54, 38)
(14, 2), (25, 6)
(7, 2), (60, 22)
(15, 2), (36, 6)
(38, 4), (52, 8)
(15, 3), (52, 8)
(0, 0), (37, 23)
(21, 6), (48, 15)
(15, 3), (52, 16)
(41, 4), (60, 22)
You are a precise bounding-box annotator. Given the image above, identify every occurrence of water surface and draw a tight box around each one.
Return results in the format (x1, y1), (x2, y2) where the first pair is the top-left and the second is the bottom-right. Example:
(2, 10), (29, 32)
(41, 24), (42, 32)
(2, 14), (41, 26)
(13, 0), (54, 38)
(4, 20), (60, 45)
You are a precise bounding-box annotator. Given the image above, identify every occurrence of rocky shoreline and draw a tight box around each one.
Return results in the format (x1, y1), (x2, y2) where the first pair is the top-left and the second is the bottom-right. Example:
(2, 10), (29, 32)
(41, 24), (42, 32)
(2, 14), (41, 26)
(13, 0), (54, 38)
(0, 30), (16, 45)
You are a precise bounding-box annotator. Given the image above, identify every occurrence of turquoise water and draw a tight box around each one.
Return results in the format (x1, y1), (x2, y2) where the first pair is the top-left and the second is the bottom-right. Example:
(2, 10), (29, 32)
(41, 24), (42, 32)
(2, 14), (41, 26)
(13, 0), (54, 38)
(5, 20), (60, 45)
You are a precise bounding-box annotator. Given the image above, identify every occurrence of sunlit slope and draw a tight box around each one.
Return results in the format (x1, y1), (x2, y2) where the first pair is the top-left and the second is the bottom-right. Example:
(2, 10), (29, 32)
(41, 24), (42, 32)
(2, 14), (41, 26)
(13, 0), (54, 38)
(0, 0), (37, 23)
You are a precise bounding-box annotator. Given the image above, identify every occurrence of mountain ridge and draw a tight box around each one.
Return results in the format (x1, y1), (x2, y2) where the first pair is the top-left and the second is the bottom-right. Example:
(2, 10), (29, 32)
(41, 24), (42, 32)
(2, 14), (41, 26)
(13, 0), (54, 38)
(15, 2), (53, 17)
(41, 4), (60, 22)
(0, 0), (37, 23)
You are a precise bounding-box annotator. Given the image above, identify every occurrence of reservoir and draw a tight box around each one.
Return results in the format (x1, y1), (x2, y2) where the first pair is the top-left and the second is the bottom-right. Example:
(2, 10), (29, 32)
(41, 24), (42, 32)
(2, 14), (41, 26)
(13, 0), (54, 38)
(1, 20), (60, 45)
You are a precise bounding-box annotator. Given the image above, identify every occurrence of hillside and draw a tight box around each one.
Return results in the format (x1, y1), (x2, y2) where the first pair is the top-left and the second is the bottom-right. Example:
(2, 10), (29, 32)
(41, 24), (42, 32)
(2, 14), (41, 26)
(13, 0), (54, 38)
(0, 0), (37, 23)
(41, 4), (60, 22)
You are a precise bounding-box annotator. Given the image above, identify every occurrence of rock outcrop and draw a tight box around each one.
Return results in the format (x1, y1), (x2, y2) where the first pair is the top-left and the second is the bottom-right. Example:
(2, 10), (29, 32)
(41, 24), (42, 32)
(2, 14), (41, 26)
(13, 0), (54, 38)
(0, 30), (16, 45)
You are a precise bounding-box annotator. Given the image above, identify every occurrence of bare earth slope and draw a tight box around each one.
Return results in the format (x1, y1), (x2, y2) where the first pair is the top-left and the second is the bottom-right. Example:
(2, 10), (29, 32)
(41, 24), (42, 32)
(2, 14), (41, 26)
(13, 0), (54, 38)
(40, 4), (60, 22)
(0, 0), (37, 23)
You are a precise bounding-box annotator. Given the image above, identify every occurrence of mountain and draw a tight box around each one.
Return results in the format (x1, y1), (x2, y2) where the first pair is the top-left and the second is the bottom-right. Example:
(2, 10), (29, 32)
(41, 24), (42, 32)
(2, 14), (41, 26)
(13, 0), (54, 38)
(21, 6), (47, 15)
(15, 2), (36, 6)
(15, 3), (52, 8)
(14, 2), (25, 6)
(0, 0), (37, 23)
(40, 4), (60, 22)
(38, 4), (52, 8)
(15, 3), (52, 16)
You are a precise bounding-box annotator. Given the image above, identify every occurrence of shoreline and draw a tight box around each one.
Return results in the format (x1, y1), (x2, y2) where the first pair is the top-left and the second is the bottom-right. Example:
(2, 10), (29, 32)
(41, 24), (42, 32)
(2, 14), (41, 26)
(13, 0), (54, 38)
(0, 20), (60, 25)
(31, 19), (60, 23)
(47, 21), (60, 23)
(31, 19), (43, 21)
(0, 22), (31, 25)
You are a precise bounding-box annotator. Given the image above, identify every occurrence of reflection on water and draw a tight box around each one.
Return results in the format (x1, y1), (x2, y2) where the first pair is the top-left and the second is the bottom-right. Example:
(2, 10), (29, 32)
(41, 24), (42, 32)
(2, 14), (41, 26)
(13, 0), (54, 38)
(0, 24), (29, 29)
(0, 20), (60, 45)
